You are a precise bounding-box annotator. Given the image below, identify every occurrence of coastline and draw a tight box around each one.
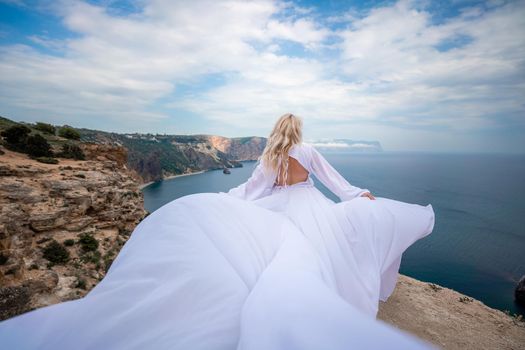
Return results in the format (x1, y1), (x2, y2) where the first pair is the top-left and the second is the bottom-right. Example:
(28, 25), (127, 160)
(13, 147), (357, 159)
(139, 170), (206, 190)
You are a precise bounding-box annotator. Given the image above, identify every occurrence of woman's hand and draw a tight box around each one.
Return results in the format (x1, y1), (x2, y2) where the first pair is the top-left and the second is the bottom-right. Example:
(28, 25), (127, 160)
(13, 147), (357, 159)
(361, 192), (376, 200)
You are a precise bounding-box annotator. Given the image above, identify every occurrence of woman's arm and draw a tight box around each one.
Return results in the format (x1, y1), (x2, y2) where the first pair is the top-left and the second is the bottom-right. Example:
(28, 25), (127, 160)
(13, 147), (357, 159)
(224, 161), (273, 201)
(309, 145), (373, 201)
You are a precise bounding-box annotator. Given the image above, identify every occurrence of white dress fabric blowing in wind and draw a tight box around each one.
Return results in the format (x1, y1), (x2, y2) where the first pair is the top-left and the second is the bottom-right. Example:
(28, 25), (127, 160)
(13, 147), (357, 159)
(0, 143), (437, 349)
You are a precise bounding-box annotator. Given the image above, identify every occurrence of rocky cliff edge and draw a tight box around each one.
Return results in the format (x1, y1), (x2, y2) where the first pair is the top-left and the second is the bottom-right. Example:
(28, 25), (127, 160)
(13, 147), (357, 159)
(0, 145), (147, 320)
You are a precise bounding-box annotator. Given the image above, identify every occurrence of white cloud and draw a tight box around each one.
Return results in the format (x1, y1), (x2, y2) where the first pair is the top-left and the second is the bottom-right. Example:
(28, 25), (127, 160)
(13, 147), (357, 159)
(334, 0), (525, 131)
(266, 18), (330, 48)
(0, 0), (524, 151)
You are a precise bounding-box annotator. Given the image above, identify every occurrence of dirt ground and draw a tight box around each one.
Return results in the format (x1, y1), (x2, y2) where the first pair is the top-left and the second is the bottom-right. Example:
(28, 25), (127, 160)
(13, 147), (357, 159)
(378, 274), (525, 350)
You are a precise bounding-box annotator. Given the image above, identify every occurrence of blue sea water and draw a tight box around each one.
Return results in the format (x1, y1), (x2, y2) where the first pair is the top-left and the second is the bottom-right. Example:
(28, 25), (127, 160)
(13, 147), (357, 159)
(142, 152), (525, 316)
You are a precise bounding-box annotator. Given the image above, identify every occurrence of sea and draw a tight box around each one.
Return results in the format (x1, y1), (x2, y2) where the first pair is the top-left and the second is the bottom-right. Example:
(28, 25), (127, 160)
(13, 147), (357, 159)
(142, 151), (525, 316)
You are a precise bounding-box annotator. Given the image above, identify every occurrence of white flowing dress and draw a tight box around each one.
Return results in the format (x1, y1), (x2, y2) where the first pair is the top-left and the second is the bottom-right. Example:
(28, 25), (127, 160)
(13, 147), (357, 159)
(0, 143), (437, 350)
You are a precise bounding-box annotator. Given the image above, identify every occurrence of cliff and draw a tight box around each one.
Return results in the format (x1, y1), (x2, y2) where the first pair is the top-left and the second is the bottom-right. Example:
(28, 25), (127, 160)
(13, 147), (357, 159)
(78, 128), (267, 184)
(0, 145), (147, 320)
(378, 275), (525, 349)
(208, 135), (267, 161)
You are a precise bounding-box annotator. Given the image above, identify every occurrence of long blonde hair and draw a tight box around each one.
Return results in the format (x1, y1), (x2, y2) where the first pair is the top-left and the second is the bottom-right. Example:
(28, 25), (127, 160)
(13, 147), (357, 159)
(260, 113), (303, 184)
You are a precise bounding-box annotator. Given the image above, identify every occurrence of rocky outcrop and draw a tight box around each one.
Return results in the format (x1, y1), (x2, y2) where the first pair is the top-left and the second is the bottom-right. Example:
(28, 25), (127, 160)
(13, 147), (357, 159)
(208, 135), (266, 161)
(81, 143), (128, 166)
(0, 146), (147, 320)
(378, 275), (525, 350)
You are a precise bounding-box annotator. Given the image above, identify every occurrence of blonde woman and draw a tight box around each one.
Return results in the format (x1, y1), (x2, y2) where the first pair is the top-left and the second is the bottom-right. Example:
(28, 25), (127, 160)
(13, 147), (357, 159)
(227, 113), (376, 201)
(0, 113), (436, 350)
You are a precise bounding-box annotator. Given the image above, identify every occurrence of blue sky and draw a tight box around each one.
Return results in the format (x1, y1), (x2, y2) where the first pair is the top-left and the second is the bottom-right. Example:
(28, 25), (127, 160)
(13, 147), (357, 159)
(0, 0), (524, 153)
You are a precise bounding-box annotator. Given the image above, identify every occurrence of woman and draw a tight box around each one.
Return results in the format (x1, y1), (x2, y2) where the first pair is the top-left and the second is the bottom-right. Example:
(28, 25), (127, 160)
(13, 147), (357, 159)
(224, 112), (435, 316)
(0, 114), (436, 349)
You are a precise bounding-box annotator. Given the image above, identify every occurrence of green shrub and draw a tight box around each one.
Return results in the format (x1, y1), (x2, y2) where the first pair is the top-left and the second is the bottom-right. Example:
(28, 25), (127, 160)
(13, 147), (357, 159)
(36, 156), (59, 164)
(34, 122), (56, 135)
(76, 278), (87, 290)
(80, 250), (101, 264)
(42, 240), (70, 264)
(26, 134), (53, 157)
(58, 143), (85, 160)
(0, 125), (31, 148)
(1, 125), (56, 159)
(58, 126), (80, 140)
(64, 239), (75, 246)
(78, 233), (99, 252)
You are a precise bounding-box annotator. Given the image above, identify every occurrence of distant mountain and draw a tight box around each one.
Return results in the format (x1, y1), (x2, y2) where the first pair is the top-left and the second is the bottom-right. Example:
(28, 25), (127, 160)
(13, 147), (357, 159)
(306, 139), (383, 153)
(77, 129), (266, 183)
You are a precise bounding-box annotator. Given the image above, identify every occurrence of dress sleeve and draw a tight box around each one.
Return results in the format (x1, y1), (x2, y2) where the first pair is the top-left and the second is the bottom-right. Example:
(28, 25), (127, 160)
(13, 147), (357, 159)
(223, 161), (274, 201)
(309, 146), (370, 201)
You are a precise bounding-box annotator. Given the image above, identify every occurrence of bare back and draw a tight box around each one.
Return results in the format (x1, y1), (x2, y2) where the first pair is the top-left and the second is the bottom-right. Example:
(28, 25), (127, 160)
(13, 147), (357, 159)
(274, 156), (309, 186)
